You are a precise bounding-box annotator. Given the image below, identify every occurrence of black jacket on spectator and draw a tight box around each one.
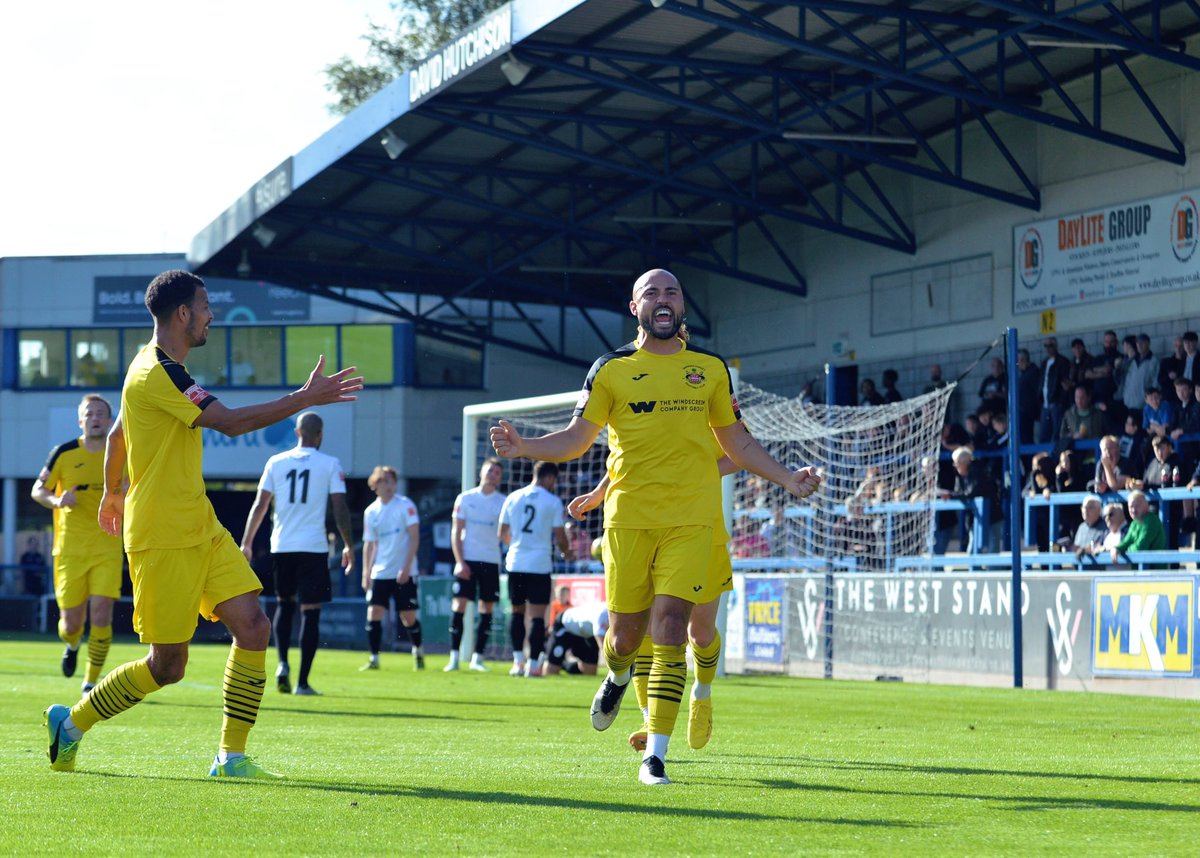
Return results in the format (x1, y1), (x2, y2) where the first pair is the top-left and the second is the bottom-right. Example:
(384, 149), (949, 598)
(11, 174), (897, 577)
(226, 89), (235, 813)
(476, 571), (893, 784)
(1041, 355), (1073, 409)
(954, 465), (1003, 525)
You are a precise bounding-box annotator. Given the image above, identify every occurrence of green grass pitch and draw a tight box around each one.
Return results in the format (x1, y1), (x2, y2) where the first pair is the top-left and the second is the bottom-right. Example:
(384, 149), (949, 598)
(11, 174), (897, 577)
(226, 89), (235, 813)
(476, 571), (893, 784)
(2, 637), (1196, 856)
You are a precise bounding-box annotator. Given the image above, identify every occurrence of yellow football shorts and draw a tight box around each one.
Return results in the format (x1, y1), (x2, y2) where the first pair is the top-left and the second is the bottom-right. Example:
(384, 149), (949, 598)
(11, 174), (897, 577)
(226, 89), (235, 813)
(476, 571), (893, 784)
(53, 550), (123, 609)
(128, 531), (261, 644)
(702, 542), (735, 601)
(602, 525), (712, 613)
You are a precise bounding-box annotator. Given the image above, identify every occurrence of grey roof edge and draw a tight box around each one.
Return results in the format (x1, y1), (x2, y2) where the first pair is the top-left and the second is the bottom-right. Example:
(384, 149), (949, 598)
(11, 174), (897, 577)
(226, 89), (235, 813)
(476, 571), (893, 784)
(187, 0), (590, 269)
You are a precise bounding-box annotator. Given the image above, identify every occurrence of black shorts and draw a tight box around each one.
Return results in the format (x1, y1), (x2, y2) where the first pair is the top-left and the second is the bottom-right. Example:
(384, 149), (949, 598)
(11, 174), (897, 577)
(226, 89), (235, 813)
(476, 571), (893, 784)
(272, 552), (331, 604)
(546, 624), (599, 667)
(507, 571), (552, 607)
(452, 561), (500, 603)
(368, 578), (419, 612)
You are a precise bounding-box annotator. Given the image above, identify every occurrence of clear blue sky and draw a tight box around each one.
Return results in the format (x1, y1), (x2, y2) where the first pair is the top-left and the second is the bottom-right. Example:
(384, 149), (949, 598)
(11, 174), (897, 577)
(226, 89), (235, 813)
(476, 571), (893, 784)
(0, 1), (394, 258)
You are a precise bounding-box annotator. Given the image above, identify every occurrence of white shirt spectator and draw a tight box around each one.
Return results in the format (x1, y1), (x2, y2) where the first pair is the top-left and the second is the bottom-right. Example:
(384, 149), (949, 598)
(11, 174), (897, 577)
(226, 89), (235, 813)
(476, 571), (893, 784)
(500, 484), (565, 574)
(363, 494), (420, 581)
(257, 447), (346, 554)
(454, 487), (506, 564)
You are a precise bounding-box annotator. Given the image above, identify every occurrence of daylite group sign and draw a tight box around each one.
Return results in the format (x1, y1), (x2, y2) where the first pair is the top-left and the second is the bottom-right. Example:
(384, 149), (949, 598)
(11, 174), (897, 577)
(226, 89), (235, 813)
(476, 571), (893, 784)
(1013, 189), (1200, 314)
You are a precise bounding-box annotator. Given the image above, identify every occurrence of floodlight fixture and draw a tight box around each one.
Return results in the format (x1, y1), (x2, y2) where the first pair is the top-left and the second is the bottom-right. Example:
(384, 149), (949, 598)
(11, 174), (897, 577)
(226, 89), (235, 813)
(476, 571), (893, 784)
(500, 54), (532, 86)
(236, 248), (252, 278)
(251, 223), (276, 248)
(380, 126), (408, 160)
(651, 0), (669, 7)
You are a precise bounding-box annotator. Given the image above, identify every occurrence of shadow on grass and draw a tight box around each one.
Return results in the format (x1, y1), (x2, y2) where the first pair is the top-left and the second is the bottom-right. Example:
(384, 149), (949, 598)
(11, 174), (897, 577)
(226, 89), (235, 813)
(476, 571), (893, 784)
(361, 694), (583, 712)
(81, 771), (919, 827)
(718, 753), (1200, 788)
(695, 769), (1200, 814)
(143, 700), (493, 723)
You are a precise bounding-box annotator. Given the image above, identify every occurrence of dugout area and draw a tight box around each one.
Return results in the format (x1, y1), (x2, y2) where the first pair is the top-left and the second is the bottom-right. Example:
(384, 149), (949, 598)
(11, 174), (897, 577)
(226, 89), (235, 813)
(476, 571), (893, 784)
(188, 0), (1200, 371)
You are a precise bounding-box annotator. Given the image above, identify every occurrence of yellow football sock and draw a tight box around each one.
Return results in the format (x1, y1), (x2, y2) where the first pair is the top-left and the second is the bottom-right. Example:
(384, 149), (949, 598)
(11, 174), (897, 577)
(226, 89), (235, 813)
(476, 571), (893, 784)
(84, 625), (112, 686)
(602, 633), (636, 677)
(58, 619), (83, 649)
(70, 658), (160, 733)
(691, 631), (721, 687)
(632, 634), (654, 712)
(647, 643), (687, 736)
(219, 646), (266, 755)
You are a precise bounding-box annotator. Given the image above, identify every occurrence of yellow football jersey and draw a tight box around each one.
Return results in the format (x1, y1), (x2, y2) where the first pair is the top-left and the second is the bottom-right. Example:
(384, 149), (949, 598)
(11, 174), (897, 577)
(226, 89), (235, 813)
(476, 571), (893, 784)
(38, 438), (121, 558)
(575, 341), (738, 530)
(121, 343), (224, 552)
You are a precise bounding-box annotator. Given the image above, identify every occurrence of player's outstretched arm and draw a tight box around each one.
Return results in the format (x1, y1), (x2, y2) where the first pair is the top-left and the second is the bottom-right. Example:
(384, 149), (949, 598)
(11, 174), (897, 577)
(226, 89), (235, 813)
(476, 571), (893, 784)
(489, 415), (602, 462)
(713, 421), (821, 499)
(398, 523), (419, 584)
(98, 415), (127, 536)
(240, 488), (272, 561)
(195, 355), (364, 438)
(331, 493), (355, 574)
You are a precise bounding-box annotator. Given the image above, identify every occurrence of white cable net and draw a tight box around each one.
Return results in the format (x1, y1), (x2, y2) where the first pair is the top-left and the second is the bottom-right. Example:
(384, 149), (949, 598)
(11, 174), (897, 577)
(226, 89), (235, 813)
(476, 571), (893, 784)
(732, 381), (956, 570)
(466, 381), (954, 571)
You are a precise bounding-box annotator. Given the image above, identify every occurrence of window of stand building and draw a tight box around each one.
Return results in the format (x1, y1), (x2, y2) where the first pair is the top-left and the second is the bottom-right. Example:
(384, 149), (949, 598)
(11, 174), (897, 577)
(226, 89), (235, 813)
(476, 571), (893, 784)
(285, 326), (337, 386)
(122, 330), (154, 371)
(342, 325), (394, 386)
(18, 330), (67, 388)
(414, 334), (483, 388)
(70, 329), (121, 388)
(230, 327), (282, 386)
(183, 327), (227, 388)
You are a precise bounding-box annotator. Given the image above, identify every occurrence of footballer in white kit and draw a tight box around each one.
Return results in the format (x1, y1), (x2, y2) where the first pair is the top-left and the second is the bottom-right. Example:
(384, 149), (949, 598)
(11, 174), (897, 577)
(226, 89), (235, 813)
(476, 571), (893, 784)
(544, 601), (609, 676)
(499, 461), (570, 676)
(240, 412), (355, 695)
(360, 465), (423, 670)
(446, 458), (507, 672)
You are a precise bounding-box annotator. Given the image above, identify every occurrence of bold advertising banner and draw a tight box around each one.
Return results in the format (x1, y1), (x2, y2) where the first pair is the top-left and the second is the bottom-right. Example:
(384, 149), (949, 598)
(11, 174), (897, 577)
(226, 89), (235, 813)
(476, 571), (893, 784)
(744, 576), (786, 664)
(94, 276), (310, 324)
(1092, 576), (1195, 678)
(785, 573), (1093, 683)
(1013, 189), (1200, 314)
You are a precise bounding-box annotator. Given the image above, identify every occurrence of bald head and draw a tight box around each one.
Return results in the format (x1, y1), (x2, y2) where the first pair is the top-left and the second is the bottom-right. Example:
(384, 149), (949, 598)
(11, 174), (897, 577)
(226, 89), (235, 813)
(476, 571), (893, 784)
(296, 411), (324, 446)
(632, 268), (680, 299)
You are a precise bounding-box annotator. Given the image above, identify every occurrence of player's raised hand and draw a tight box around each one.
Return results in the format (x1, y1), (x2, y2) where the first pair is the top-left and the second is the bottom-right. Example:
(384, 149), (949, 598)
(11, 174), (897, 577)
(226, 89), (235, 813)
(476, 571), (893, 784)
(568, 488), (603, 521)
(489, 420), (524, 459)
(98, 490), (124, 536)
(784, 466), (822, 499)
(302, 354), (364, 405)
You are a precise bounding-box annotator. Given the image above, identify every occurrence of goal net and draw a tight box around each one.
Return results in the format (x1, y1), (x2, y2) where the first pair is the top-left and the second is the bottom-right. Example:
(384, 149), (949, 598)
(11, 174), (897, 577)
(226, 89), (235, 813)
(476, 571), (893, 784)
(461, 379), (956, 572)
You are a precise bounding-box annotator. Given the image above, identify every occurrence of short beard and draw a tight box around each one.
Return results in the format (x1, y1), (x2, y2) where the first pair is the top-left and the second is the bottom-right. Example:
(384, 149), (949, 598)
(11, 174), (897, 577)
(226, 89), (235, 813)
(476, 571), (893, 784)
(638, 306), (682, 341)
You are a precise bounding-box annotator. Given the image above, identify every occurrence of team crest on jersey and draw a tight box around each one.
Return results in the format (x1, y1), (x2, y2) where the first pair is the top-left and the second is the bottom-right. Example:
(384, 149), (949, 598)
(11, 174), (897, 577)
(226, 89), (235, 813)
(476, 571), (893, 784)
(183, 384), (209, 405)
(683, 366), (706, 388)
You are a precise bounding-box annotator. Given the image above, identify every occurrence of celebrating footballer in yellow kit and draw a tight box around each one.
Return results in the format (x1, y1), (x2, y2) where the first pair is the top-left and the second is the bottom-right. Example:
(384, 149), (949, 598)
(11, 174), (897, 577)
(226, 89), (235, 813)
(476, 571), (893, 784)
(43, 269), (363, 779)
(489, 268), (821, 786)
(32, 394), (124, 693)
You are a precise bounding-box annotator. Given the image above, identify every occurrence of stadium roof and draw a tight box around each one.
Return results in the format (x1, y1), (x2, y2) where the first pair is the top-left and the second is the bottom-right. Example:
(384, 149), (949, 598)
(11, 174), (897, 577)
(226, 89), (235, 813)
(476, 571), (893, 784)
(190, 0), (1200, 366)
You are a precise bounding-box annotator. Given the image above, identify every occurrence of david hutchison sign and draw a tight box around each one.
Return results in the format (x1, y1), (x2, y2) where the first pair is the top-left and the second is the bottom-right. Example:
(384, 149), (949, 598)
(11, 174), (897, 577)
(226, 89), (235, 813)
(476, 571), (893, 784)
(409, 4), (513, 107)
(1013, 188), (1200, 314)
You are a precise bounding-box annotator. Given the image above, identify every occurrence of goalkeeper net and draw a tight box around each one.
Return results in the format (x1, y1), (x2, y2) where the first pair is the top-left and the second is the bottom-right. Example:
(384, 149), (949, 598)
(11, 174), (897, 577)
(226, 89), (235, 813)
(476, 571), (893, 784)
(461, 379), (955, 571)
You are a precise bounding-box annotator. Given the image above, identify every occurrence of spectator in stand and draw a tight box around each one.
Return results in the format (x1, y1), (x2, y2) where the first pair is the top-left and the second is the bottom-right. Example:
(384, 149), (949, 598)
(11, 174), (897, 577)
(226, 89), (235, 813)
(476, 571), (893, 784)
(1110, 490), (1166, 561)
(860, 378), (885, 406)
(1142, 436), (1180, 490)
(924, 363), (948, 394)
(1092, 434), (1132, 494)
(1119, 413), (1150, 476)
(1038, 337), (1072, 443)
(1015, 347), (1041, 444)
(977, 358), (1006, 413)
(1060, 383), (1105, 445)
(1181, 331), (1199, 385)
(1067, 338), (1095, 392)
(1117, 335), (1152, 417)
(881, 369), (903, 403)
(562, 519), (594, 573)
(1098, 502), (1128, 556)
(1169, 377), (1200, 472)
(1142, 386), (1174, 440)
(1054, 449), (1087, 541)
(19, 536), (48, 596)
(1085, 330), (1121, 419)
(1070, 495), (1107, 558)
(729, 518), (769, 559)
(952, 447), (1002, 553)
(1158, 335), (1186, 405)
(964, 414), (983, 448)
